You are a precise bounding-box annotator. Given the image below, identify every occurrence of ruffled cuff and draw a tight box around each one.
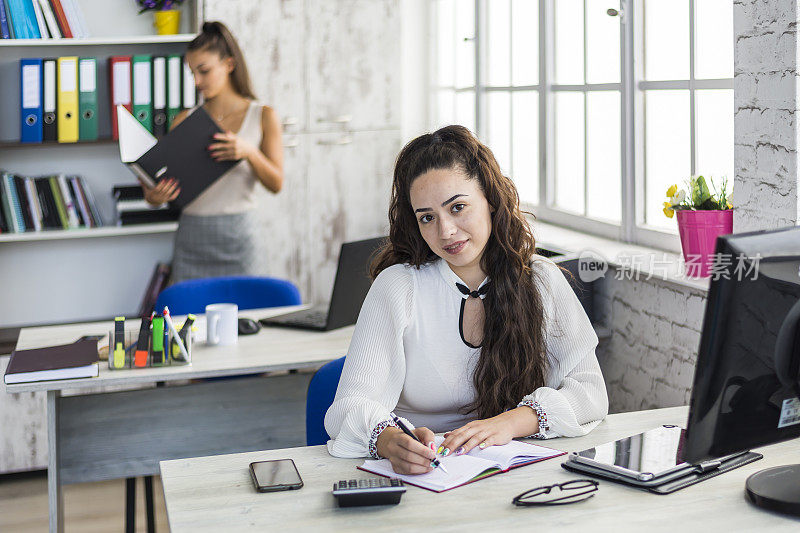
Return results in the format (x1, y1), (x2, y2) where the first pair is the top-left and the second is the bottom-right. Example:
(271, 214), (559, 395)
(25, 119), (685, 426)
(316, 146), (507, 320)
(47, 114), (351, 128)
(518, 397), (550, 439)
(367, 419), (398, 459)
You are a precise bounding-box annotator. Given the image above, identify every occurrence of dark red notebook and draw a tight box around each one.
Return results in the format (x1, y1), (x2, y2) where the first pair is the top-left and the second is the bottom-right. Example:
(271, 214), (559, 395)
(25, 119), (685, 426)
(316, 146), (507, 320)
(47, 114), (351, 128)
(4, 339), (99, 384)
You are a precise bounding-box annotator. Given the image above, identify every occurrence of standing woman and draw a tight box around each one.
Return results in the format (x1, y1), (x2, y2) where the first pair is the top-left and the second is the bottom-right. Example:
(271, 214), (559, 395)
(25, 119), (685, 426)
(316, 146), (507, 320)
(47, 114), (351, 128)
(142, 21), (284, 284)
(324, 125), (608, 474)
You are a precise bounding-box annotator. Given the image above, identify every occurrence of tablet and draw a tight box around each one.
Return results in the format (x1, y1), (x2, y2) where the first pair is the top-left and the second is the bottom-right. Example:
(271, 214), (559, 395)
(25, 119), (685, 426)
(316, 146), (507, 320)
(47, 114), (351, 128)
(569, 424), (692, 482)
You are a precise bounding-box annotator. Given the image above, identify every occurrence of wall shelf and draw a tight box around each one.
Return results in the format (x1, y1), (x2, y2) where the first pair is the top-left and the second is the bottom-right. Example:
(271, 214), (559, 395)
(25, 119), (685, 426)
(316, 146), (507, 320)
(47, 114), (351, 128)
(0, 34), (196, 47)
(0, 222), (178, 243)
(0, 138), (117, 148)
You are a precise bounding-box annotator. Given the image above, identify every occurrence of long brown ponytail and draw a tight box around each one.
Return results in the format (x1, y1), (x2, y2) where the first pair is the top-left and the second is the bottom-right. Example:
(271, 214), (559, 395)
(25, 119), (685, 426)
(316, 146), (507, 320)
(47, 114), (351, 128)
(372, 125), (548, 419)
(188, 21), (256, 99)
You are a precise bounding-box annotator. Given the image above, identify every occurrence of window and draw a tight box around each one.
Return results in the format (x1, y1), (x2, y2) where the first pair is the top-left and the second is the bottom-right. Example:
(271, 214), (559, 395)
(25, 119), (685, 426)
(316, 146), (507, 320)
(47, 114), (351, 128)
(429, 0), (734, 250)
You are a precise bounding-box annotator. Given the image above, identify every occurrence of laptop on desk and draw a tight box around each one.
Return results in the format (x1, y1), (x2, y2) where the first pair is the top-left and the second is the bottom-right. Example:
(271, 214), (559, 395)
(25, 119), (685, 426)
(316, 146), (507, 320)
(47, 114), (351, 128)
(259, 237), (385, 331)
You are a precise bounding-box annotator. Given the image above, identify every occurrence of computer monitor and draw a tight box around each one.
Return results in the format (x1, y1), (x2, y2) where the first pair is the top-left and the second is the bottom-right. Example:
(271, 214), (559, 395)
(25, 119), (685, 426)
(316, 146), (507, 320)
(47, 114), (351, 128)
(683, 225), (800, 515)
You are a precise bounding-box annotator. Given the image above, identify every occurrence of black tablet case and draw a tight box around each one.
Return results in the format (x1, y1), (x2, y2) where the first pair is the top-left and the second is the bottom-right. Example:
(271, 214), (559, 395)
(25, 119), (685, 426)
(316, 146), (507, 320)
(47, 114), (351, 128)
(130, 106), (238, 209)
(561, 451), (763, 494)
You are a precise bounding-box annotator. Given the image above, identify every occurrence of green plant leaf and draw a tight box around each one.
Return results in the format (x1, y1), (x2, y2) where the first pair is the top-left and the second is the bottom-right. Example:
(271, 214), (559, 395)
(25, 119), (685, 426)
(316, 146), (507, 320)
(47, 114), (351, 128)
(692, 175), (712, 206)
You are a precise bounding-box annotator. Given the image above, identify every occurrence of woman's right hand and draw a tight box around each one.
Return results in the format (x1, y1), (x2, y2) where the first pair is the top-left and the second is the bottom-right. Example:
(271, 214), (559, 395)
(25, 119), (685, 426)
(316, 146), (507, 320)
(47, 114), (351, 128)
(375, 426), (437, 475)
(141, 177), (180, 206)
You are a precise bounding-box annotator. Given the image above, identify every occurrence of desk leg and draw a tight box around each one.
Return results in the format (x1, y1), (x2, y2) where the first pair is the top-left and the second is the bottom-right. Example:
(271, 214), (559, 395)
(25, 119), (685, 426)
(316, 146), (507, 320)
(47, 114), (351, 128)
(47, 390), (63, 533)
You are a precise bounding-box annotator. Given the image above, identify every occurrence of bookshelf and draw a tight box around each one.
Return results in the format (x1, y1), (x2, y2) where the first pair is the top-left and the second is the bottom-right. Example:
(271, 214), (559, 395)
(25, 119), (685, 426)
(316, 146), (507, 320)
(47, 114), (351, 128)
(0, 0), (203, 327)
(0, 221), (178, 243)
(0, 34), (197, 46)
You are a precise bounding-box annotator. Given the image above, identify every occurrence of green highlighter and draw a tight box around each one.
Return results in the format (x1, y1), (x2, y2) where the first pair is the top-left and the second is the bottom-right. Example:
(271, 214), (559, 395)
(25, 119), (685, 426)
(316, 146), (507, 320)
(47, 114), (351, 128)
(151, 315), (166, 365)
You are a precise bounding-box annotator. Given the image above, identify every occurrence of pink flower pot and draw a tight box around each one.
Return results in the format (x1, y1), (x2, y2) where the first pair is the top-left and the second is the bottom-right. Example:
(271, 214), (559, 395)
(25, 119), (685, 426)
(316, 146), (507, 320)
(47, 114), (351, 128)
(676, 209), (734, 278)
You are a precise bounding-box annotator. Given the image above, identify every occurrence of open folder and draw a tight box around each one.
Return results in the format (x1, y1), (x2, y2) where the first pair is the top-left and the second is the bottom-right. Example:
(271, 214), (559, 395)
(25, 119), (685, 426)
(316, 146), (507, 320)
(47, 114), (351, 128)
(117, 105), (238, 209)
(358, 436), (565, 492)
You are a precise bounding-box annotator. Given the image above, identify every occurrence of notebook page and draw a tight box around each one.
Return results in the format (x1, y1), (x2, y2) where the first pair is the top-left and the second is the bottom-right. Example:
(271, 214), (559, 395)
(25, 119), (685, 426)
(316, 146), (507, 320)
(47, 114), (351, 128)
(466, 439), (563, 470)
(359, 453), (498, 492)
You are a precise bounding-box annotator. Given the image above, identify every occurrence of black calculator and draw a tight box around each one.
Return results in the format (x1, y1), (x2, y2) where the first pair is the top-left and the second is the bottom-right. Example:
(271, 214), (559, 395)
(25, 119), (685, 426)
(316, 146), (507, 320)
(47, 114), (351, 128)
(332, 478), (406, 507)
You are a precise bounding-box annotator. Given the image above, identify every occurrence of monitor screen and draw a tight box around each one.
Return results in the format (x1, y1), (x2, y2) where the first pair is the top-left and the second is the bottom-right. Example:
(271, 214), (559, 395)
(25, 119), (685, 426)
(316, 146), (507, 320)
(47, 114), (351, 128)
(684, 226), (800, 463)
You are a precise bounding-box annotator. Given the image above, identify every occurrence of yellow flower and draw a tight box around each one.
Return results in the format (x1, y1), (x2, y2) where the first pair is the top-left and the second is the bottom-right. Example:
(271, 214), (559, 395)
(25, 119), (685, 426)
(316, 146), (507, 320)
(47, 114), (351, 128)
(666, 184), (678, 198)
(663, 201), (674, 218)
(726, 201), (733, 209)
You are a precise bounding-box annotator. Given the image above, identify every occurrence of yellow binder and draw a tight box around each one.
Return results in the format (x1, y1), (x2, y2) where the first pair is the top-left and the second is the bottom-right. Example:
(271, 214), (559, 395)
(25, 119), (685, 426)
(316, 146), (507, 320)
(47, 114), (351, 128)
(57, 56), (79, 143)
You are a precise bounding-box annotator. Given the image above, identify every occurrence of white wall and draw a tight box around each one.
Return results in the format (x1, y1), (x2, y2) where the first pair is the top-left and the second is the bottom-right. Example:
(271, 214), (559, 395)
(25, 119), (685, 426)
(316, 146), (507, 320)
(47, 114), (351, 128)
(401, 0), (431, 143)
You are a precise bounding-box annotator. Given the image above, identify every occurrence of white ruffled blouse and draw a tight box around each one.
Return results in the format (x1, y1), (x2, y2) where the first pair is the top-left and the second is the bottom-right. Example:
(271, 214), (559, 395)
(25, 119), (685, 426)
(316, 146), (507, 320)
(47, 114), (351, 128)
(324, 255), (609, 458)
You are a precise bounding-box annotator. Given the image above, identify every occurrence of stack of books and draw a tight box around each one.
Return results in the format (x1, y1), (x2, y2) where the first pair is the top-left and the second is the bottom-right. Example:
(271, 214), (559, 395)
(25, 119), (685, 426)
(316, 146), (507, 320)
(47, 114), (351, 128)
(0, 0), (89, 40)
(113, 184), (179, 226)
(4, 338), (99, 385)
(0, 170), (102, 233)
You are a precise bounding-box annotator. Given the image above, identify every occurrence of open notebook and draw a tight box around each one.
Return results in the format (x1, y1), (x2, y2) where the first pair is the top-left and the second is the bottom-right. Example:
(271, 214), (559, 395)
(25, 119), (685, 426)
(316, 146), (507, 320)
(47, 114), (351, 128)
(358, 436), (565, 492)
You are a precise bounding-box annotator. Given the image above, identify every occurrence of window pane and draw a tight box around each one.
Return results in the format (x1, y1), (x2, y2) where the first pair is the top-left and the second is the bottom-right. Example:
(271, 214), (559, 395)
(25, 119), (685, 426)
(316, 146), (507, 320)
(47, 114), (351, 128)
(511, 0), (538, 86)
(586, 0), (620, 84)
(554, 0), (584, 85)
(455, 91), (476, 133)
(645, 90), (690, 228)
(436, 0), (455, 86)
(586, 91), (621, 222)
(644, 0), (689, 81)
(554, 92), (585, 214)
(695, 89), (734, 190)
(694, 0), (733, 79)
(435, 89), (455, 128)
(486, 92), (511, 175)
(486, 0), (510, 86)
(455, 0), (476, 88)
(512, 90), (539, 204)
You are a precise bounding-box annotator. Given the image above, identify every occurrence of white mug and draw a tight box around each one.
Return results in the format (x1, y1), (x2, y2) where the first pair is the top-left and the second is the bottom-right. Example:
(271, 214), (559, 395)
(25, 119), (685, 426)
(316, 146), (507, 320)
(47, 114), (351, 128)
(205, 303), (238, 346)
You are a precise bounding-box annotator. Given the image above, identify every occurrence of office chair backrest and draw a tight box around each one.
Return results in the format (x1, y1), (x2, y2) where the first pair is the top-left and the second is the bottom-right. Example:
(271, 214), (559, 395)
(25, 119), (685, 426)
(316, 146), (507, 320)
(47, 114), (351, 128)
(154, 276), (302, 316)
(306, 356), (346, 446)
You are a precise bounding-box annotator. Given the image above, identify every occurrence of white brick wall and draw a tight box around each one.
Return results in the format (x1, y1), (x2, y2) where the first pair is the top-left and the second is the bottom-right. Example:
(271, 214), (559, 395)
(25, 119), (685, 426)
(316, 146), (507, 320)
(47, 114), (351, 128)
(734, 0), (800, 231)
(594, 271), (706, 413)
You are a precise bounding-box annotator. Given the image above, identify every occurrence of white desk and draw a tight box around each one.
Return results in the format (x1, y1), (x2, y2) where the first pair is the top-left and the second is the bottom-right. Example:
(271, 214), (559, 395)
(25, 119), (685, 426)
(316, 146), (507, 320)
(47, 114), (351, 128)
(4, 307), (354, 533)
(160, 406), (800, 532)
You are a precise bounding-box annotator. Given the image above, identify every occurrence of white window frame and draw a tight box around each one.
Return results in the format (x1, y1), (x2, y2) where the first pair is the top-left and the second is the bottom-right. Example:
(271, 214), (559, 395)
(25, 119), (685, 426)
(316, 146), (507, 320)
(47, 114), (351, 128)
(430, 0), (733, 253)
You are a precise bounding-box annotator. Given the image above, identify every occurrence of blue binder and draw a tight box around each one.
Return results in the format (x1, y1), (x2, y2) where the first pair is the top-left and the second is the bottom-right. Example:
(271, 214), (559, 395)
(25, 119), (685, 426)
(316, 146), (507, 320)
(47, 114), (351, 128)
(0, 0), (11, 39)
(20, 58), (43, 143)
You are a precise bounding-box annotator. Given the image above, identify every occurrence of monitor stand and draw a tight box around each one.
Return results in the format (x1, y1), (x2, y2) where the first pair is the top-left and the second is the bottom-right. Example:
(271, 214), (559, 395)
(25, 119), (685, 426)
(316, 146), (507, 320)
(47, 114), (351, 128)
(745, 464), (800, 516)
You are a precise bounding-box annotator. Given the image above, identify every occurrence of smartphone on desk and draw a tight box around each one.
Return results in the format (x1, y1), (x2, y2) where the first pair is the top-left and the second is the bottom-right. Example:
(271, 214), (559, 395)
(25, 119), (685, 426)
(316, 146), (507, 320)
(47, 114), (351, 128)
(250, 459), (303, 493)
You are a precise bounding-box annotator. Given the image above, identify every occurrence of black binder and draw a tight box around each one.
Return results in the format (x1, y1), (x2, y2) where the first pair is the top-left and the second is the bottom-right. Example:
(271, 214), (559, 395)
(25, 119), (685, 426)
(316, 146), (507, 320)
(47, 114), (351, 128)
(561, 451), (763, 494)
(152, 56), (168, 138)
(126, 106), (238, 209)
(43, 59), (57, 143)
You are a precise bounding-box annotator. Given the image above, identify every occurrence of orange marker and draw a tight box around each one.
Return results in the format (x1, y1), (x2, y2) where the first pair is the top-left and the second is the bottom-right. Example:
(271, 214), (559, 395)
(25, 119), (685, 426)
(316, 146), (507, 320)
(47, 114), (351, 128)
(134, 313), (153, 367)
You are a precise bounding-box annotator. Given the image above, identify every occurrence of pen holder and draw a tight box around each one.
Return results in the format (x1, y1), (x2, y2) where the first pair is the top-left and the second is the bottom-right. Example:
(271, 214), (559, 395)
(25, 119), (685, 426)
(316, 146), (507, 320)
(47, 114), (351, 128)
(107, 323), (193, 370)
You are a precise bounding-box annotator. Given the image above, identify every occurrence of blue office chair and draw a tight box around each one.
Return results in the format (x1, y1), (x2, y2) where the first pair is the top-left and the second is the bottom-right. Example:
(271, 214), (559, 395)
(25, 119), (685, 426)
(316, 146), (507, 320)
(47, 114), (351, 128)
(154, 275), (302, 315)
(306, 356), (346, 446)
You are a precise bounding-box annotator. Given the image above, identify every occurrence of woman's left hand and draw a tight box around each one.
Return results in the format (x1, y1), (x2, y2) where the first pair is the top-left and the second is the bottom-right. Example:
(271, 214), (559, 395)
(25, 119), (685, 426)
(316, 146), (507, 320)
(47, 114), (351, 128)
(438, 408), (537, 457)
(208, 131), (256, 161)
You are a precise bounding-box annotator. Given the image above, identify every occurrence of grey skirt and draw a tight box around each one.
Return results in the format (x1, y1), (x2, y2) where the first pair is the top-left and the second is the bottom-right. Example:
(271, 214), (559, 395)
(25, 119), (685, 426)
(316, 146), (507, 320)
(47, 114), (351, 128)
(171, 211), (259, 284)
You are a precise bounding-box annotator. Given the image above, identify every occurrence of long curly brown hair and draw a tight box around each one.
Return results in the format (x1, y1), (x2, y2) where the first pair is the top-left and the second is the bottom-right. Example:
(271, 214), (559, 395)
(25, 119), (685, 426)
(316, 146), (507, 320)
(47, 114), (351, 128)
(371, 125), (547, 419)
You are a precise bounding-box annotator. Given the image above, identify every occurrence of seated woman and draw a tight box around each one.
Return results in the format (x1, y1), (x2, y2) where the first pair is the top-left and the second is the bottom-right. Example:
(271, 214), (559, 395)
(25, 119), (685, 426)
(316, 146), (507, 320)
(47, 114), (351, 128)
(325, 125), (608, 475)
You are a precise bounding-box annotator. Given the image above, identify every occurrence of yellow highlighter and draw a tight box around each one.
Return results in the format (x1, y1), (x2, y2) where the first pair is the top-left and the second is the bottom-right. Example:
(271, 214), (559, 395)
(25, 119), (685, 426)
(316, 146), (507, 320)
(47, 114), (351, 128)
(113, 316), (126, 369)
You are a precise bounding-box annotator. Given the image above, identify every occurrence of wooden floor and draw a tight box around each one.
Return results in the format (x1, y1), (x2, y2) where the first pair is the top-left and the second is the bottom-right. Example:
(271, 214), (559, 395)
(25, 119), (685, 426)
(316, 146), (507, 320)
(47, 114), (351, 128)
(0, 471), (170, 532)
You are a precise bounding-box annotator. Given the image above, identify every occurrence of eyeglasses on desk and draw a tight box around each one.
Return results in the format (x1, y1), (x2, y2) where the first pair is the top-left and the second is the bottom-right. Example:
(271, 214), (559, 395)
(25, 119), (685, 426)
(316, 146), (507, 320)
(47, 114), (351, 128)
(512, 479), (599, 507)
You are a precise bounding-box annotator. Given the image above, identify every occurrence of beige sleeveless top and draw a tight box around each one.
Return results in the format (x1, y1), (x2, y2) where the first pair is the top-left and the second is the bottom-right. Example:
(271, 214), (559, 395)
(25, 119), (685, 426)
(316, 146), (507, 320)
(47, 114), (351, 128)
(182, 100), (263, 216)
